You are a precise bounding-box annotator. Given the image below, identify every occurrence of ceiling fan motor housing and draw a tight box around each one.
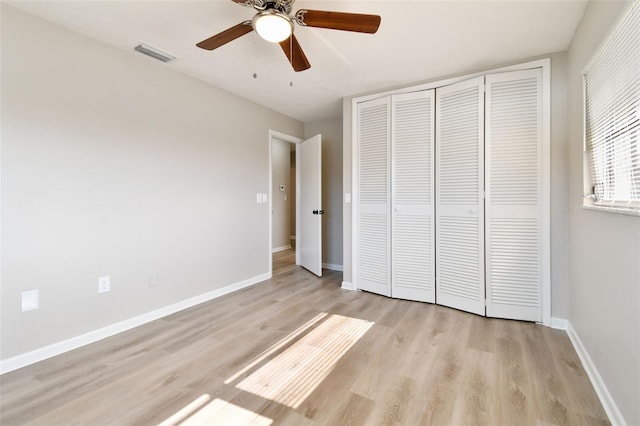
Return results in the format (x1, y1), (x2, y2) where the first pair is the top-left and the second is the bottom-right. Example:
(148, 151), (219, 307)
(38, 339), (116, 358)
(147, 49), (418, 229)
(247, 0), (293, 15)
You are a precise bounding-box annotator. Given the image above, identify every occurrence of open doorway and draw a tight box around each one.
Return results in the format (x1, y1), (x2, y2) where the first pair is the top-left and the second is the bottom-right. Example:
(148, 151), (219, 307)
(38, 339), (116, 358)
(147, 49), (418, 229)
(269, 130), (301, 276)
(271, 138), (296, 275)
(268, 130), (323, 277)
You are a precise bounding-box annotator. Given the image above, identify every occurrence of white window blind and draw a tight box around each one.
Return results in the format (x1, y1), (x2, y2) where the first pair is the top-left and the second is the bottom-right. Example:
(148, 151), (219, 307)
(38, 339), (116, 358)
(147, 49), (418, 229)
(584, 0), (640, 208)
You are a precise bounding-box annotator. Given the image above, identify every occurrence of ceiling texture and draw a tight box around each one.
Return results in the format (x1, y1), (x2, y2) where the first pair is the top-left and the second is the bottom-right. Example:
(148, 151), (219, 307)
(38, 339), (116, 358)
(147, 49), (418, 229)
(8, 0), (589, 122)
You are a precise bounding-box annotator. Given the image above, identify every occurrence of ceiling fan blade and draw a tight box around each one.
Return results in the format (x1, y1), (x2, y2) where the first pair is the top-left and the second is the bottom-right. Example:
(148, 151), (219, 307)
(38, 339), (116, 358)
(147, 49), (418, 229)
(296, 10), (381, 34)
(196, 21), (253, 50)
(230, 0), (252, 6)
(279, 34), (311, 72)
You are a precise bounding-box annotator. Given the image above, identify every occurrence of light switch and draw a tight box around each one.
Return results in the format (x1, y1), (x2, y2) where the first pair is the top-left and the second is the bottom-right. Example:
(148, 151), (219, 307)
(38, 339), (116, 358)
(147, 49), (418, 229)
(21, 290), (39, 312)
(257, 193), (263, 203)
(262, 193), (268, 202)
(345, 193), (351, 203)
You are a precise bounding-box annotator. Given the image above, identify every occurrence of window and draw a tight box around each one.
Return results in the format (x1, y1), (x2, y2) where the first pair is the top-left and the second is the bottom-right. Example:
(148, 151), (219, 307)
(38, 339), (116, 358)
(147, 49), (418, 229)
(584, 0), (640, 211)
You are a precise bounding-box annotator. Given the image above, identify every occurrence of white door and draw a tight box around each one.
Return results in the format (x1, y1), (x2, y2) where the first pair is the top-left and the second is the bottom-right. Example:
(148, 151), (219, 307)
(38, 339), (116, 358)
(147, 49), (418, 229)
(356, 97), (391, 296)
(299, 134), (322, 276)
(435, 77), (485, 316)
(391, 90), (435, 303)
(485, 68), (545, 322)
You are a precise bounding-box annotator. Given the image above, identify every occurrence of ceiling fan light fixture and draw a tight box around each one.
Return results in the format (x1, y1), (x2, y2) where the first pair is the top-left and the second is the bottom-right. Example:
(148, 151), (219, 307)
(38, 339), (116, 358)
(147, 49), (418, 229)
(253, 10), (293, 43)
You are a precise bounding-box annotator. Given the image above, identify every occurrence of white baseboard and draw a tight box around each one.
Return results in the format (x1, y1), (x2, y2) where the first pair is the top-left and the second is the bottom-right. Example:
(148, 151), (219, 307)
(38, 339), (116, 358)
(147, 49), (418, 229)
(0, 272), (271, 375)
(272, 245), (292, 253)
(566, 321), (627, 426)
(341, 281), (355, 290)
(322, 263), (343, 272)
(550, 316), (568, 330)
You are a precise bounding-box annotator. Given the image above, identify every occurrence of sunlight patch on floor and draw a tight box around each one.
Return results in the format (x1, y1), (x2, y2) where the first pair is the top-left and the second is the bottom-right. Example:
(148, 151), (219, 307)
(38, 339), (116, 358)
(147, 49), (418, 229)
(160, 396), (272, 426)
(235, 314), (374, 408)
(182, 399), (272, 426)
(225, 312), (328, 385)
(158, 394), (211, 426)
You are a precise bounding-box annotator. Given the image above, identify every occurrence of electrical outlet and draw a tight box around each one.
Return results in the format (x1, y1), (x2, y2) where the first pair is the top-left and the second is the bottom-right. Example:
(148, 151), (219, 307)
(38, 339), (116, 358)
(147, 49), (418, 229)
(21, 290), (39, 312)
(98, 276), (110, 293)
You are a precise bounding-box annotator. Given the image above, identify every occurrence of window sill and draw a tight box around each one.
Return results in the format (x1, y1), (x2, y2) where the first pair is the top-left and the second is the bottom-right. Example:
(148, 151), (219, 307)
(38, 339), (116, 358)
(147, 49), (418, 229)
(582, 203), (640, 217)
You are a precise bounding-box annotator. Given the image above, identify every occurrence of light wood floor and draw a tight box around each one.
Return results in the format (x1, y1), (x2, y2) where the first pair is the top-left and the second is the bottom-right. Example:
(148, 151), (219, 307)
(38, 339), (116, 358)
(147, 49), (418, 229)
(273, 248), (296, 275)
(0, 267), (608, 425)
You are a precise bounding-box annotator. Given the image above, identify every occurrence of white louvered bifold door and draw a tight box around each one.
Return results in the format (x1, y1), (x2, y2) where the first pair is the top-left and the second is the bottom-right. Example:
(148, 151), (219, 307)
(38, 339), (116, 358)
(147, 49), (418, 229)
(391, 90), (435, 303)
(435, 77), (485, 316)
(356, 97), (391, 296)
(485, 69), (544, 322)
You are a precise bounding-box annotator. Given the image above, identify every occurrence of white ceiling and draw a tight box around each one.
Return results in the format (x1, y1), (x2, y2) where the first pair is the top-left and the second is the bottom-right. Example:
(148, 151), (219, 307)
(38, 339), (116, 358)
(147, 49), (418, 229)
(8, 0), (589, 123)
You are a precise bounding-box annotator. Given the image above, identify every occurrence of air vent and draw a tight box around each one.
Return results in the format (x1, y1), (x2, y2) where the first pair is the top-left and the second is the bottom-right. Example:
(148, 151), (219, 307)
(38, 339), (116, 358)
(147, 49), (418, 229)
(134, 43), (175, 63)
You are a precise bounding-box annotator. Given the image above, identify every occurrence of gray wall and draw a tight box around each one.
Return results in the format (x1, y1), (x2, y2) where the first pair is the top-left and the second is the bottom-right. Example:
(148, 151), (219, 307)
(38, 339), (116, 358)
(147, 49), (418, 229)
(290, 150), (296, 240)
(548, 53), (570, 320)
(342, 100), (354, 285)
(567, 1), (640, 424)
(342, 53), (571, 318)
(271, 138), (291, 250)
(1, 5), (303, 359)
(304, 118), (343, 268)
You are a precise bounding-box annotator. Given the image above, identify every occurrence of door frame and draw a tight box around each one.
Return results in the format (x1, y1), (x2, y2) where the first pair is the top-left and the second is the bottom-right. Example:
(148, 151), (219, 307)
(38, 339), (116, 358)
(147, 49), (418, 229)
(268, 130), (302, 275)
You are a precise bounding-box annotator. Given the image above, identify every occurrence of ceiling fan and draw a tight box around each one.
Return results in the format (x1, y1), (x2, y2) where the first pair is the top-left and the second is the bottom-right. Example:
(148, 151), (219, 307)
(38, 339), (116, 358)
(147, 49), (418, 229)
(196, 0), (381, 72)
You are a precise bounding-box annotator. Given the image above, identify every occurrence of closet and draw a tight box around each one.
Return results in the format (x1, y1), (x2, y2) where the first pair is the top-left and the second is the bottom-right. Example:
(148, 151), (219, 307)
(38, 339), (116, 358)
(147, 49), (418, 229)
(356, 91), (435, 303)
(354, 64), (548, 323)
(435, 76), (485, 316)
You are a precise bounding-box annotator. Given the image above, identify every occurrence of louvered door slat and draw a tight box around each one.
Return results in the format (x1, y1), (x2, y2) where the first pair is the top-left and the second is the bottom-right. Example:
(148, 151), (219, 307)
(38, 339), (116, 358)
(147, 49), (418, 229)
(435, 77), (485, 316)
(486, 68), (544, 322)
(357, 97), (391, 296)
(391, 90), (435, 303)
